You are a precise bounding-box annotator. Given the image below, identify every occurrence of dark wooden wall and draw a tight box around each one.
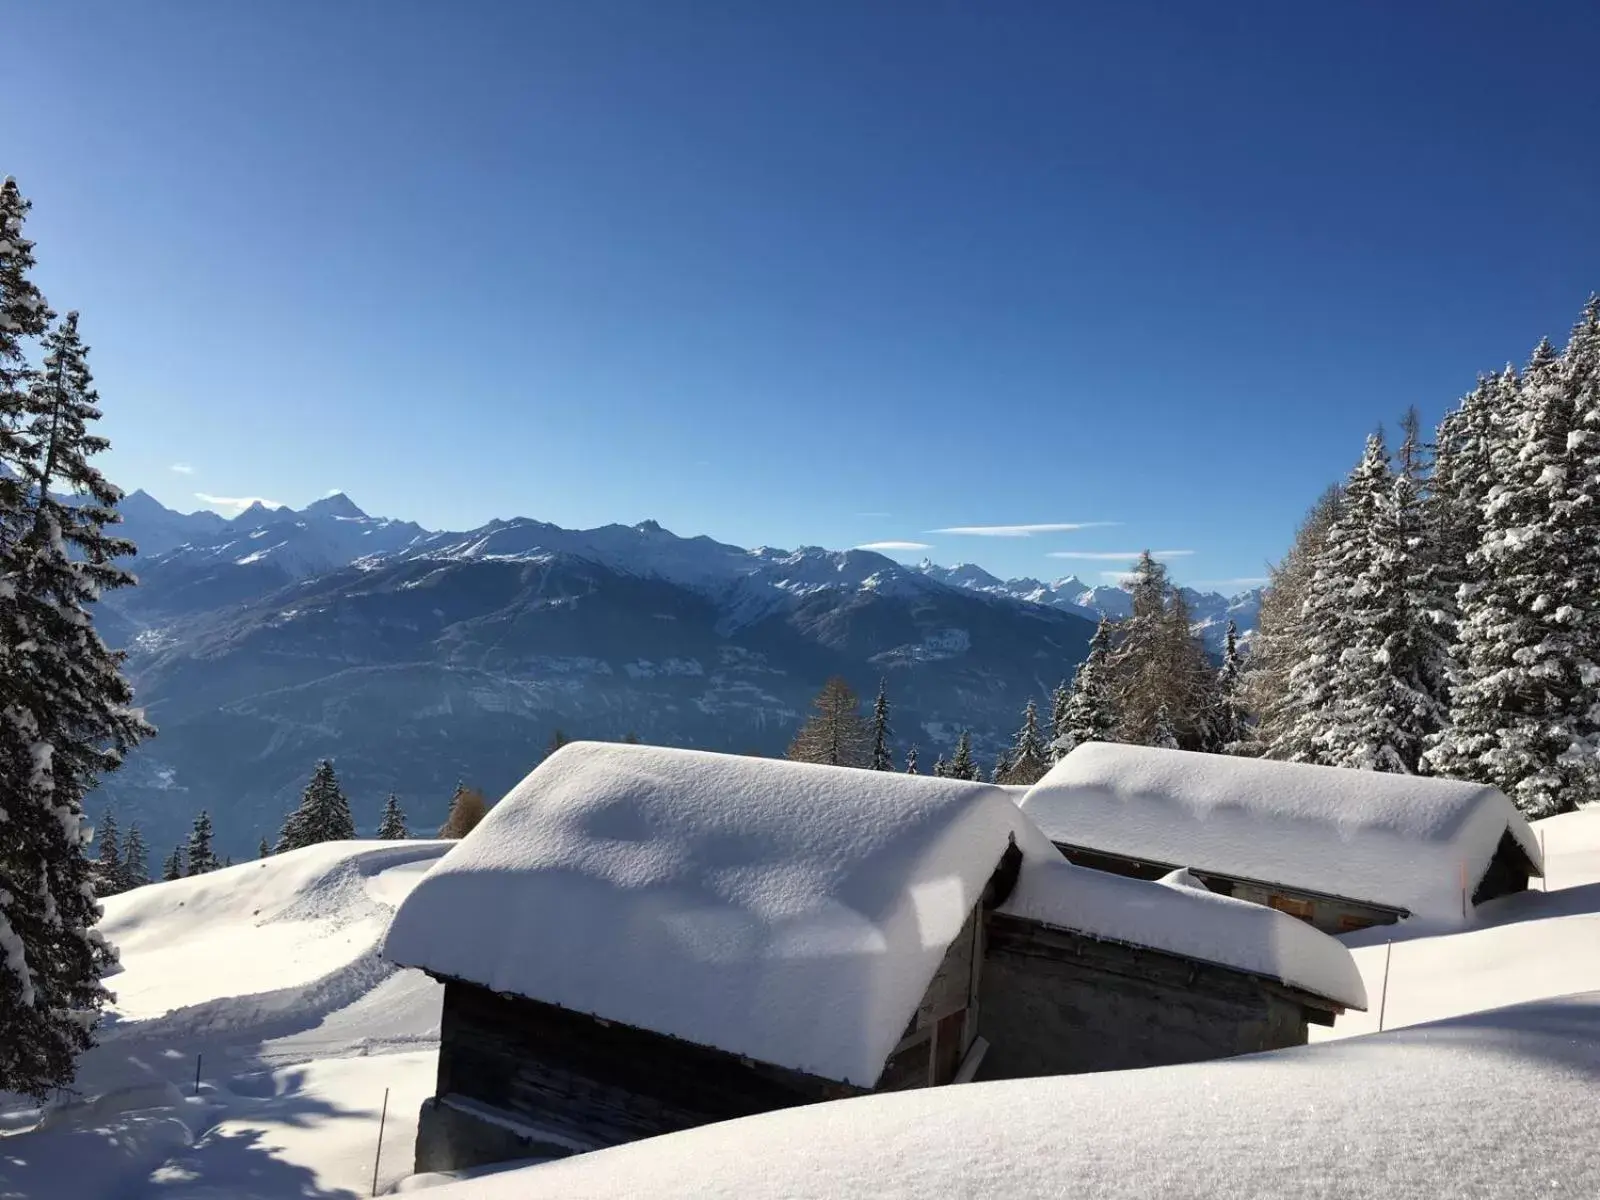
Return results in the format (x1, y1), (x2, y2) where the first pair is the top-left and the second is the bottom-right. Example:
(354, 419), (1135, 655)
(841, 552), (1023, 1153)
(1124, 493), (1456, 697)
(976, 914), (1338, 1081)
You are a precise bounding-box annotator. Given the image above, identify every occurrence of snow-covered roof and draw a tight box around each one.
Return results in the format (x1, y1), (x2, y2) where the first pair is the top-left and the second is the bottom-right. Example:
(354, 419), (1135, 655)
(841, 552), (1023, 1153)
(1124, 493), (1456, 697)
(999, 858), (1367, 1009)
(382, 742), (1056, 1087)
(1019, 744), (1544, 921)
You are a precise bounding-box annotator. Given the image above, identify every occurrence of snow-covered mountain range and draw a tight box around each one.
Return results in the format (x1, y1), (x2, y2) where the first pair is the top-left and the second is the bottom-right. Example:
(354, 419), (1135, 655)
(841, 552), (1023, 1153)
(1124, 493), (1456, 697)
(96, 491), (1259, 854)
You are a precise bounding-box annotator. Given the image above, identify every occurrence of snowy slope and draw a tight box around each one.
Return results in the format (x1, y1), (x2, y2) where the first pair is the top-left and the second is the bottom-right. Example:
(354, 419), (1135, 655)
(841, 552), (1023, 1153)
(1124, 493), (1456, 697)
(0, 840), (451, 1198)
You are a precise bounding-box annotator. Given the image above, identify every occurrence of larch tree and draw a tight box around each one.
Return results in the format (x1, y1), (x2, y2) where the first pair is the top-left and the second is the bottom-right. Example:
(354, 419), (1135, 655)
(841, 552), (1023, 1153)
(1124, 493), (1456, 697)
(1244, 486), (1343, 757)
(868, 679), (894, 771)
(276, 759), (356, 851)
(377, 794), (409, 839)
(1106, 554), (1216, 749)
(93, 809), (123, 897)
(0, 189), (150, 1098)
(186, 811), (218, 875)
(786, 677), (870, 768)
(121, 824), (149, 891)
(1002, 698), (1049, 784)
(438, 783), (490, 839)
(1427, 322), (1600, 813)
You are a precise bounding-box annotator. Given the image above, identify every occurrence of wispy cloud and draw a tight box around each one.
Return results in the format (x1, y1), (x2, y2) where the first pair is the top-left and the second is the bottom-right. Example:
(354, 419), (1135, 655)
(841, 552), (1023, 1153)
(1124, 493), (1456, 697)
(929, 522), (1118, 538)
(1047, 549), (1195, 560)
(194, 492), (285, 514)
(169, 462), (195, 475)
(1099, 571), (1139, 582)
(855, 541), (933, 552)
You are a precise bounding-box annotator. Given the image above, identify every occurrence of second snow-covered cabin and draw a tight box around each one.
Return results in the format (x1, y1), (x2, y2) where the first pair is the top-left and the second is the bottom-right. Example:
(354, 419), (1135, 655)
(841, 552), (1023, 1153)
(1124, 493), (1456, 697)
(1019, 743), (1544, 932)
(383, 742), (1364, 1175)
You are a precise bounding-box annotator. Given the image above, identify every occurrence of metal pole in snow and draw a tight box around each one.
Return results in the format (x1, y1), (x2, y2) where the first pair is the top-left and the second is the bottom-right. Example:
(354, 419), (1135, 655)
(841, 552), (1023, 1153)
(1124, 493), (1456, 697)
(194, 1053), (202, 1097)
(1377, 941), (1393, 1032)
(371, 1086), (390, 1197)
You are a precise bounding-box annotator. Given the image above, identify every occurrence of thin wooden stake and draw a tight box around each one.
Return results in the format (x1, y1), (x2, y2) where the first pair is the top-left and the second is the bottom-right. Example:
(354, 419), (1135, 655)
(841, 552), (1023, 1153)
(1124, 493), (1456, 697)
(1377, 941), (1393, 1032)
(194, 1053), (203, 1097)
(1540, 828), (1547, 891)
(1460, 861), (1467, 921)
(371, 1086), (390, 1197)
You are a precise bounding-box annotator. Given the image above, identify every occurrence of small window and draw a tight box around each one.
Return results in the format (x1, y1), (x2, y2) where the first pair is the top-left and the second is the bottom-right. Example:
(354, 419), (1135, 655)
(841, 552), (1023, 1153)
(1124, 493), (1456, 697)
(1268, 894), (1314, 922)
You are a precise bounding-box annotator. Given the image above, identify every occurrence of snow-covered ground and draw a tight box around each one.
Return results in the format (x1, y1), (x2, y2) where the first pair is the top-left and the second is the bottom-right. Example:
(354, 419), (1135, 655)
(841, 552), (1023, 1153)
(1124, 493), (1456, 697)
(0, 840), (450, 1198)
(3, 809), (1597, 1198)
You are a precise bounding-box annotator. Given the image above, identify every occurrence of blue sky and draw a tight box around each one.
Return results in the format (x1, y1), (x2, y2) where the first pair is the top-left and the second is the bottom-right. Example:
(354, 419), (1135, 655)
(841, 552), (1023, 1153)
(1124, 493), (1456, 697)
(9, 2), (1599, 589)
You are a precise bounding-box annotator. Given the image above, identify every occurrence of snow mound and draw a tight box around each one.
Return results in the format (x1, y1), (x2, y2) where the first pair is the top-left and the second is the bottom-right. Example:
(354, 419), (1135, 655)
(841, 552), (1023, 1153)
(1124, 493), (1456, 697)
(1020, 743), (1542, 920)
(420, 991), (1600, 1199)
(384, 742), (1058, 1086)
(1000, 855), (1367, 1008)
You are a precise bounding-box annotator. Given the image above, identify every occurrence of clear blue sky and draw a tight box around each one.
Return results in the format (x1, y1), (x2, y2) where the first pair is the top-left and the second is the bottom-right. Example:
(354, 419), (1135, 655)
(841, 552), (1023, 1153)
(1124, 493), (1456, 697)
(9, 2), (1599, 589)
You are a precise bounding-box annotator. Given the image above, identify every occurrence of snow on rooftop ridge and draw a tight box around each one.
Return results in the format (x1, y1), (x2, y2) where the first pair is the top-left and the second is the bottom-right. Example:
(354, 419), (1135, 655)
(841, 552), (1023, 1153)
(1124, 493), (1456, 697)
(1019, 744), (1543, 921)
(383, 742), (1058, 1086)
(999, 855), (1366, 1009)
(422, 991), (1600, 1200)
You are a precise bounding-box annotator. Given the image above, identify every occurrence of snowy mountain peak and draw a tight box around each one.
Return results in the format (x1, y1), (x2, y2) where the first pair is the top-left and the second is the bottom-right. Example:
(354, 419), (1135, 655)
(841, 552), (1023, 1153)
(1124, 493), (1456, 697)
(301, 491), (368, 521)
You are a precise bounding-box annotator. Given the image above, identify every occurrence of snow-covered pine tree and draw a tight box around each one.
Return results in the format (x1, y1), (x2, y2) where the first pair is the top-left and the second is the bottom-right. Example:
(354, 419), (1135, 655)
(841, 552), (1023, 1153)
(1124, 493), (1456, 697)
(1002, 699), (1049, 784)
(161, 846), (184, 882)
(186, 811), (218, 875)
(1150, 704), (1180, 750)
(868, 679), (894, 771)
(1244, 486), (1343, 757)
(904, 745), (919, 775)
(257, 838), (270, 859)
(121, 824), (149, 891)
(1048, 679), (1071, 763)
(1427, 323), (1600, 813)
(1106, 554), (1215, 749)
(1057, 618), (1116, 754)
(1213, 621), (1246, 752)
(786, 677), (870, 768)
(931, 753), (946, 777)
(947, 731), (977, 780)
(377, 794), (409, 839)
(0, 290), (150, 1094)
(93, 809), (123, 897)
(276, 759), (356, 851)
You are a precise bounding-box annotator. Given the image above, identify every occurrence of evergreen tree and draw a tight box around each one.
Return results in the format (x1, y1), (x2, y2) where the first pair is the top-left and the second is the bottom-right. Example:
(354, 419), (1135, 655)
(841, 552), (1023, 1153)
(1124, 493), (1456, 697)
(1057, 618), (1117, 754)
(93, 809), (123, 897)
(377, 794), (409, 839)
(947, 731), (978, 780)
(1002, 699), (1049, 784)
(868, 679), (894, 771)
(121, 823), (149, 891)
(1048, 679), (1071, 763)
(258, 837), (270, 859)
(161, 846), (184, 882)
(989, 750), (1012, 783)
(1270, 433), (1443, 771)
(1150, 704), (1180, 750)
(786, 677), (870, 768)
(276, 759), (356, 852)
(1427, 326), (1600, 813)
(186, 810), (218, 875)
(1213, 621), (1247, 751)
(438, 783), (489, 839)
(904, 745), (919, 775)
(621, 731), (641, 744)
(547, 728), (570, 757)
(0, 191), (149, 1097)
(931, 754), (946, 777)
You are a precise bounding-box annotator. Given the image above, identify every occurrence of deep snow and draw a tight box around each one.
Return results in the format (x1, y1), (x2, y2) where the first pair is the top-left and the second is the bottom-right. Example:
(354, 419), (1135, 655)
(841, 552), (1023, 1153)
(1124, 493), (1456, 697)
(1, 806), (1595, 1199)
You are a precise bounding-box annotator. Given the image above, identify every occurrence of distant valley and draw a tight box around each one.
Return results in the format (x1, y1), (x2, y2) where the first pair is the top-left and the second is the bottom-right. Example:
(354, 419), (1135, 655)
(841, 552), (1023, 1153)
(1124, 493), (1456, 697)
(95, 491), (1260, 855)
